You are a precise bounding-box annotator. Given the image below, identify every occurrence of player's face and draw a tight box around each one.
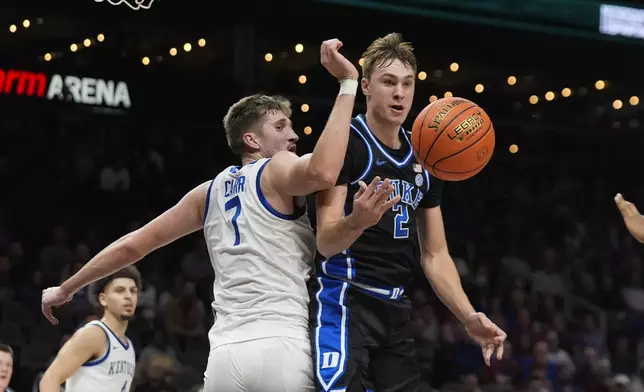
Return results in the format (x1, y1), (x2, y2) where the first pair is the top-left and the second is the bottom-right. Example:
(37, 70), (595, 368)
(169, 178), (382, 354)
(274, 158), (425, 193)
(362, 59), (415, 126)
(255, 111), (299, 157)
(0, 352), (12, 389)
(99, 277), (139, 321)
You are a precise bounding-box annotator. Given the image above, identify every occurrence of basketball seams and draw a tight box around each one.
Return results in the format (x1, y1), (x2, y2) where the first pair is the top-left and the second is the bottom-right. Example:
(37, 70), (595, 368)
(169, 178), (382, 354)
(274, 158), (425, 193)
(432, 160), (489, 174)
(421, 103), (477, 167)
(432, 121), (493, 167)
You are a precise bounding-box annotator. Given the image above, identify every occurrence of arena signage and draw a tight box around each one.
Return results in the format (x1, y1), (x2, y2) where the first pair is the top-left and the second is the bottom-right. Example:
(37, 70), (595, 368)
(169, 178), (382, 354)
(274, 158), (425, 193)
(0, 68), (131, 109)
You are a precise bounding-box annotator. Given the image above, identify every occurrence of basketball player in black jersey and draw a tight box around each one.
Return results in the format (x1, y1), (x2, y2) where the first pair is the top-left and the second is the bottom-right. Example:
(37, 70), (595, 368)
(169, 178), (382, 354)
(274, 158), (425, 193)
(310, 33), (507, 392)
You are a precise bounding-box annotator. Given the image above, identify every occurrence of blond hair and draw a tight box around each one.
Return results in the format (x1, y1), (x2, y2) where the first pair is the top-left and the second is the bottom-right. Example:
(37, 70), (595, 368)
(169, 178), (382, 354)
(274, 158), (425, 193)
(361, 33), (417, 80)
(223, 94), (292, 155)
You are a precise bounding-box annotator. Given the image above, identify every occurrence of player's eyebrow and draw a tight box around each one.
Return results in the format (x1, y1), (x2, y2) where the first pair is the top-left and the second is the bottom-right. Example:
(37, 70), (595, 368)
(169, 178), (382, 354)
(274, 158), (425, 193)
(380, 73), (414, 80)
(274, 118), (292, 127)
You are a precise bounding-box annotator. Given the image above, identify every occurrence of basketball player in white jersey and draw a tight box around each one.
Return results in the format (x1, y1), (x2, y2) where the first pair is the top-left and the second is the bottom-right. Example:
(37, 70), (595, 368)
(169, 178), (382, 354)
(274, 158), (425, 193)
(42, 39), (396, 391)
(39, 267), (139, 392)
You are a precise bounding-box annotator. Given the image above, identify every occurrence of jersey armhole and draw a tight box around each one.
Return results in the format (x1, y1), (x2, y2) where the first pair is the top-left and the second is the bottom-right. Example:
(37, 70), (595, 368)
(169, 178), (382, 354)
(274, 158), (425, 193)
(348, 124), (374, 185)
(82, 324), (110, 367)
(202, 178), (216, 224)
(255, 159), (306, 220)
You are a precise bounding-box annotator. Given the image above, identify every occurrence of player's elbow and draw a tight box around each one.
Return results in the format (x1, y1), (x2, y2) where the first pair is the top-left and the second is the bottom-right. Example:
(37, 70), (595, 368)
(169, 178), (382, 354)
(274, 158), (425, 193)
(305, 165), (337, 192)
(316, 234), (338, 259)
(118, 231), (150, 261)
(39, 371), (63, 392)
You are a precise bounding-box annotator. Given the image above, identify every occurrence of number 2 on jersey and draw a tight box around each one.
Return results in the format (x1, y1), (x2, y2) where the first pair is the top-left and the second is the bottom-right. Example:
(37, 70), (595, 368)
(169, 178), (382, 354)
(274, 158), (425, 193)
(224, 196), (242, 246)
(392, 203), (409, 239)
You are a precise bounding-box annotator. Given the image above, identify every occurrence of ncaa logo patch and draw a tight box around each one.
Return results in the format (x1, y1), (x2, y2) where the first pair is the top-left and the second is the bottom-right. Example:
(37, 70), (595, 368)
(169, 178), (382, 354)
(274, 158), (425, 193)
(415, 173), (423, 187)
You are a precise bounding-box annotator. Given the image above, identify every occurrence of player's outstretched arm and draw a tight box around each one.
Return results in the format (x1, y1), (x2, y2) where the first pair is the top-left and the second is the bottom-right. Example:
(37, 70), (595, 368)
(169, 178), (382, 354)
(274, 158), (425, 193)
(39, 326), (106, 392)
(615, 193), (644, 243)
(42, 182), (209, 324)
(263, 39), (359, 197)
(317, 177), (400, 257)
(417, 206), (506, 365)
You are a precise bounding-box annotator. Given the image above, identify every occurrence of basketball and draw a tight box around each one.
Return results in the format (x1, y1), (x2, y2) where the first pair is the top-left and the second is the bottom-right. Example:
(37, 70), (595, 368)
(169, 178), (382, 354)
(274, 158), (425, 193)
(410, 97), (495, 181)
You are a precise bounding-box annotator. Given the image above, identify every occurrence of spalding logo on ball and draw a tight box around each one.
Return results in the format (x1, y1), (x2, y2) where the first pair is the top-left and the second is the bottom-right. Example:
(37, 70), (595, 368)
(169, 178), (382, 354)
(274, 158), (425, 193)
(411, 97), (495, 181)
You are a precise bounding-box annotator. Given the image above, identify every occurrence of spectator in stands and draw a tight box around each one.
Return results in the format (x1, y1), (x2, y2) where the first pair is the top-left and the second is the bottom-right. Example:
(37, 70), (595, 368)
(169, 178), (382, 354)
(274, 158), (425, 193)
(0, 344), (14, 392)
(161, 280), (206, 352)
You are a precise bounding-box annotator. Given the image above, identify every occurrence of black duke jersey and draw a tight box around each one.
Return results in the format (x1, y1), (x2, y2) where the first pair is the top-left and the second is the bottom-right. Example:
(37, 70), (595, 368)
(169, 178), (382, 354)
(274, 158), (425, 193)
(317, 114), (444, 295)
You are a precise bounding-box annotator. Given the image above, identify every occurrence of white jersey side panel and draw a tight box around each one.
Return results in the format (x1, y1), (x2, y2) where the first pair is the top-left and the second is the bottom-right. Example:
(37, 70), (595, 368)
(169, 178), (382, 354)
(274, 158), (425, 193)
(203, 158), (316, 348)
(65, 320), (136, 392)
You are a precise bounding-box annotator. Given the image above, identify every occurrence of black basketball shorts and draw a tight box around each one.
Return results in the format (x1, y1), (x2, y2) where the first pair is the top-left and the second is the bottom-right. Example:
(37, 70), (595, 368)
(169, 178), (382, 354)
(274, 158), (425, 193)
(309, 275), (424, 392)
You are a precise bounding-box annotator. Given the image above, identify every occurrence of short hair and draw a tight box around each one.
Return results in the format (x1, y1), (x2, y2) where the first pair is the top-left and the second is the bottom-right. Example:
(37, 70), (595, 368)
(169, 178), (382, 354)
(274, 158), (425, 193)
(223, 94), (292, 155)
(89, 266), (142, 306)
(0, 344), (14, 359)
(361, 33), (417, 80)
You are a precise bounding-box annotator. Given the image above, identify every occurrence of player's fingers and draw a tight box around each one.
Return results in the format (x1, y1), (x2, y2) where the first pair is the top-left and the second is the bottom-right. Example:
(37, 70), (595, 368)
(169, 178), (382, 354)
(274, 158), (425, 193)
(615, 193), (632, 216)
(496, 340), (505, 361)
(42, 305), (58, 325)
(364, 176), (381, 199)
(371, 178), (389, 200)
(376, 181), (395, 205)
(381, 194), (402, 212)
(482, 345), (492, 366)
(355, 181), (368, 200)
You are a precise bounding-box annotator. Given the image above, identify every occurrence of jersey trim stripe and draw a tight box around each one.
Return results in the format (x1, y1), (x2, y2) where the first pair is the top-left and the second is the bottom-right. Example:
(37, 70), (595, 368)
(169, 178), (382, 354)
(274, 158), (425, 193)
(354, 114), (414, 168)
(203, 179), (215, 224)
(255, 159), (306, 220)
(348, 124), (374, 185)
(82, 323), (110, 367)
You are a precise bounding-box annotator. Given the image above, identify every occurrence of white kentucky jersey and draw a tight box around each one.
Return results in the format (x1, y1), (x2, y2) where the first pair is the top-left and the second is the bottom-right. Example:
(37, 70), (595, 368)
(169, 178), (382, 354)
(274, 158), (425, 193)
(65, 320), (136, 392)
(202, 157), (316, 348)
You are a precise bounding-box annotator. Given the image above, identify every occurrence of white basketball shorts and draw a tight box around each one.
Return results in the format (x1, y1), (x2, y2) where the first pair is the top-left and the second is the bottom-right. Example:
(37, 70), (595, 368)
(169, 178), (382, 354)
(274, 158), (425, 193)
(203, 336), (314, 392)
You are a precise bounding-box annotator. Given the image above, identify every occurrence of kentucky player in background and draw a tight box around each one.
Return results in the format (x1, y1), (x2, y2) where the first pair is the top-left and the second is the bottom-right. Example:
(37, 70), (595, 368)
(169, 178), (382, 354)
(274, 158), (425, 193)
(39, 267), (139, 392)
(41, 38), (390, 391)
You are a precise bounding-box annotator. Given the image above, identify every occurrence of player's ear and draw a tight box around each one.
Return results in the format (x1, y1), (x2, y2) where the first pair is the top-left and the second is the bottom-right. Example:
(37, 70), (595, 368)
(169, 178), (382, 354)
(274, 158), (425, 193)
(98, 292), (108, 307)
(361, 77), (370, 97)
(241, 132), (261, 152)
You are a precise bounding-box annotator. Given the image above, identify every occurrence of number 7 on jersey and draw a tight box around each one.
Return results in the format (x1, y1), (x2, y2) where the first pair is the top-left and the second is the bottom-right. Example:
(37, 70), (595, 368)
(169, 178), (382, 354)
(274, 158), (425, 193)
(224, 196), (242, 246)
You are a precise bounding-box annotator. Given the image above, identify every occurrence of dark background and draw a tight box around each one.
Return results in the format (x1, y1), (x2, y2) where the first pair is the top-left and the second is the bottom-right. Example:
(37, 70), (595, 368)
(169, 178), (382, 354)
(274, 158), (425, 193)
(0, 0), (643, 391)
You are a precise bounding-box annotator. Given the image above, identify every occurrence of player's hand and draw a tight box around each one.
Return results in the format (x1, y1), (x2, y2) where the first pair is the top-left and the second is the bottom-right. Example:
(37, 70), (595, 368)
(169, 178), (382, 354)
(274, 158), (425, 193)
(320, 38), (359, 81)
(347, 176), (401, 230)
(464, 312), (507, 366)
(41, 286), (73, 325)
(615, 193), (644, 242)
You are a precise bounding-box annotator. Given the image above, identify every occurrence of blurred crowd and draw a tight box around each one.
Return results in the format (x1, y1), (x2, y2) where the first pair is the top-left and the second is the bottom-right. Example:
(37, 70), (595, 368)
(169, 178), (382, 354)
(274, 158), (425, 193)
(0, 104), (643, 392)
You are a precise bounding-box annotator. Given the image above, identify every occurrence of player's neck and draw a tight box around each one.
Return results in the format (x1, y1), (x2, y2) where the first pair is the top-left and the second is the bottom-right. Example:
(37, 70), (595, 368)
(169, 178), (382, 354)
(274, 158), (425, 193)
(101, 314), (128, 340)
(364, 111), (401, 150)
(241, 152), (263, 166)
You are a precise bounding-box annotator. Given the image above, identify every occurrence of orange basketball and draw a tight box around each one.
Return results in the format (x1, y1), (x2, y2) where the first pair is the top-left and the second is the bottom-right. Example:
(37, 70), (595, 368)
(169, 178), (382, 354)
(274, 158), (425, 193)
(410, 97), (495, 181)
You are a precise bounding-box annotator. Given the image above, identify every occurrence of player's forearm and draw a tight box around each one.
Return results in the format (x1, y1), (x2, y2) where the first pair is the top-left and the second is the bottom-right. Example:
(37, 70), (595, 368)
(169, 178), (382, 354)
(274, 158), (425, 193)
(317, 214), (365, 258)
(306, 81), (357, 185)
(61, 232), (143, 296)
(421, 252), (475, 323)
(39, 373), (64, 392)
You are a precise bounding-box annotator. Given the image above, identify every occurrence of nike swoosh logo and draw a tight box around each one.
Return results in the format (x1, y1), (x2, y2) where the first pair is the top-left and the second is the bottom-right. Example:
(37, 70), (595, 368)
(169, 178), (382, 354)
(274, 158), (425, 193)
(376, 159), (387, 166)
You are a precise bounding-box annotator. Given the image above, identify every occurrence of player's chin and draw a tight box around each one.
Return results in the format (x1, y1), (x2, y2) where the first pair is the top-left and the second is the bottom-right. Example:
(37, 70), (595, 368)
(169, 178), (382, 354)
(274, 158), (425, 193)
(120, 312), (135, 321)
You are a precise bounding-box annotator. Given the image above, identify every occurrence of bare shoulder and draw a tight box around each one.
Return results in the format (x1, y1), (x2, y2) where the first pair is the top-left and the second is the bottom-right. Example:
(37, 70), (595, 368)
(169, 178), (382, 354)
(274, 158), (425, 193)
(262, 151), (309, 188)
(71, 323), (108, 346)
(267, 151), (304, 170)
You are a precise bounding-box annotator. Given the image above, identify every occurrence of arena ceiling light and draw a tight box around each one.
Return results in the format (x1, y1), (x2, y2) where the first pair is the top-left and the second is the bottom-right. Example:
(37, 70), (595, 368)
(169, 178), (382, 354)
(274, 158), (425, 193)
(41, 33), (105, 62)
